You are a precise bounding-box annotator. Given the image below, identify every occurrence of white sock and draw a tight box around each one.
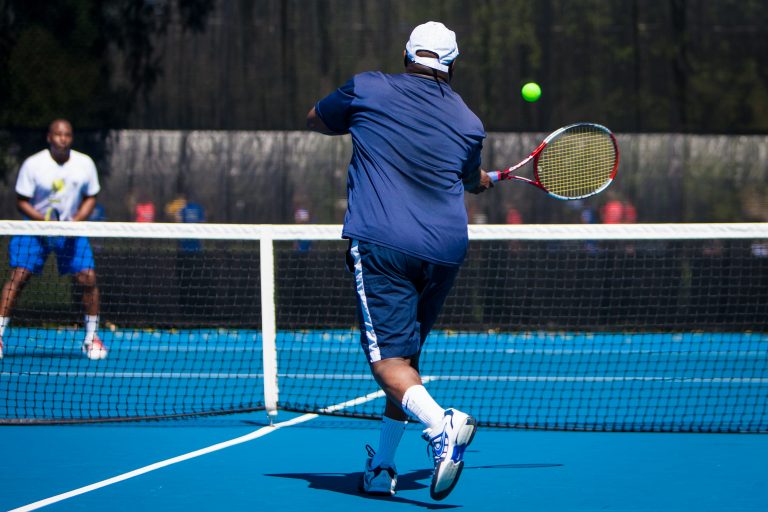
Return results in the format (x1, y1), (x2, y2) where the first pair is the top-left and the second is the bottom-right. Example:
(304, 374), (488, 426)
(0, 316), (8, 337)
(84, 315), (99, 344)
(401, 384), (445, 431)
(371, 416), (407, 469)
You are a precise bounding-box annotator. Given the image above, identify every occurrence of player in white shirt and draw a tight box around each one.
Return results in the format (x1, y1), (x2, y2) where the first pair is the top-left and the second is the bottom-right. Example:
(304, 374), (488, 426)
(0, 119), (107, 360)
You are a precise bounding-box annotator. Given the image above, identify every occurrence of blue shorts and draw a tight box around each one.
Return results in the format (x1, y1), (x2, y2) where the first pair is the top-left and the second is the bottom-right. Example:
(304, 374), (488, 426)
(347, 240), (460, 363)
(9, 235), (95, 275)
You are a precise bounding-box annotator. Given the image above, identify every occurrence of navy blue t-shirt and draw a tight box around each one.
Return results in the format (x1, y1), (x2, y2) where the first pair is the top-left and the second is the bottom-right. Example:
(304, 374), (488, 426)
(315, 71), (485, 266)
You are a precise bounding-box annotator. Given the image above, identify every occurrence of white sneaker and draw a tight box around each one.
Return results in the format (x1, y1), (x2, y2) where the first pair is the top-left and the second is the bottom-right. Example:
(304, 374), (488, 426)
(423, 408), (477, 500)
(82, 335), (108, 360)
(359, 445), (397, 496)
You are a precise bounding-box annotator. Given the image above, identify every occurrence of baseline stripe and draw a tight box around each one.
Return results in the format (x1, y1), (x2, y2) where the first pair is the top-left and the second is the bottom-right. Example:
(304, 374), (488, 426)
(3, 372), (763, 383)
(6, 381), (404, 512)
(7, 416), (314, 512)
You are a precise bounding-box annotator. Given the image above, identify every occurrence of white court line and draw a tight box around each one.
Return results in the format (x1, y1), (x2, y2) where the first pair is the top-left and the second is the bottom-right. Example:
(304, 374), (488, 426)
(428, 375), (768, 384)
(3, 372), (766, 383)
(8, 384), (398, 512)
(0, 372), (267, 379)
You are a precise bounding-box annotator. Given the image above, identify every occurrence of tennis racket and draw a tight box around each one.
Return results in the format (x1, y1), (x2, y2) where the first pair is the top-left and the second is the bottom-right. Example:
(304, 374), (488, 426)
(44, 207), (60, 221)
(487, 122), (619, 200)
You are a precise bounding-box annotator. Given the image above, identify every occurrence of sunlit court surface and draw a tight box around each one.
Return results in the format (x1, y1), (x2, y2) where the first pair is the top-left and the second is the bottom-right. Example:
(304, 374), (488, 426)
(1, 413), (767, 511)
(1, 222), (767, 511)
(0, 413), (765, 511)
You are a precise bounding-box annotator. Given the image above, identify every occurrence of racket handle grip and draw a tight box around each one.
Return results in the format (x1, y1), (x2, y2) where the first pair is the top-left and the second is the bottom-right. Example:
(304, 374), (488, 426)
(487, 170), (502, 183)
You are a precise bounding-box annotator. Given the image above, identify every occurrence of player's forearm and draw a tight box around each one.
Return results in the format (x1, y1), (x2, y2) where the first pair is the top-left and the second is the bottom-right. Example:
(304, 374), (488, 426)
(16, 197), (44, 220)
(72, 196), (97, 222)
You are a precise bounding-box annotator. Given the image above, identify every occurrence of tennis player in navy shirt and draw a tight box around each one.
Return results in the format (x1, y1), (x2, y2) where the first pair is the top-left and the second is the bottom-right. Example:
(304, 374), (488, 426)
(307, 21), (492, 500)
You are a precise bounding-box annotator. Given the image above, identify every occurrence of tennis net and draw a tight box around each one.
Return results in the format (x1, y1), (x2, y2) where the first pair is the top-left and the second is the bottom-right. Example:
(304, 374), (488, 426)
(0, 221), (766, 432)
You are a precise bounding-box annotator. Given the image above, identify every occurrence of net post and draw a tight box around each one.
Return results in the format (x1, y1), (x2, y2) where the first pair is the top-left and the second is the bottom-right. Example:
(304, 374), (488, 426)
(260, 230), (279, 422)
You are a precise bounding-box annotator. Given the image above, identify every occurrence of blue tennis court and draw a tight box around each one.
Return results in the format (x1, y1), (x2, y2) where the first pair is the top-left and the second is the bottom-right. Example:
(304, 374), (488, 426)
(1, 227), (766, 509)
(2, 328), (767, 510)
(2, 328), (766, 431)
(2, 412), (766, 511)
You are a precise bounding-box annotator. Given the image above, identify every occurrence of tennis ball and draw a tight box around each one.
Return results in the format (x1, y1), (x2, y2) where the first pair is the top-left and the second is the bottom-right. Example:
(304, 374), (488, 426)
(521, 82), (542, 102)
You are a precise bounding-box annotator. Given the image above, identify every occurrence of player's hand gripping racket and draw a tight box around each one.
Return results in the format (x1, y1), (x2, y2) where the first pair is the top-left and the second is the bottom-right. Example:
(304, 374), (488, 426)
(487, 122), (619, 200)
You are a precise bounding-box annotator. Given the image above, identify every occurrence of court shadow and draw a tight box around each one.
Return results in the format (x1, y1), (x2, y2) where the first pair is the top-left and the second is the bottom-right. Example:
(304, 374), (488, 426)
(266, 463), (561, 507)
(265, 469), (458, 509)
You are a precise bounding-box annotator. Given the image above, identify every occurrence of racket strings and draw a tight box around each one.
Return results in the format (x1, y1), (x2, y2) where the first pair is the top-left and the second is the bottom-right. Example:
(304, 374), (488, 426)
(537, 126), (617, 199)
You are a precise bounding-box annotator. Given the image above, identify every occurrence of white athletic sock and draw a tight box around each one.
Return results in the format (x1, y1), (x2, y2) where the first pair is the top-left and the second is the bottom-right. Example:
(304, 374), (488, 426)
(371, 416), (407, 469)
(84, 315), (99, 344)
(0, 316), (8, 337)
(401, 384), (445, 431)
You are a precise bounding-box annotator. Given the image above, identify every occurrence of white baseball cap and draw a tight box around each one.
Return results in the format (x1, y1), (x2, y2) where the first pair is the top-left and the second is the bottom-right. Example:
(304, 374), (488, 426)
(405, 21), (459, 73)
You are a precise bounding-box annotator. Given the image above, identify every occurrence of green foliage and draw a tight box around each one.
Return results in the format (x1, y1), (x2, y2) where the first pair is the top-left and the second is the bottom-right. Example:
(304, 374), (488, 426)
(0, 0), (214, 129)
(0, 131), (20, 186)
(0, 0), (108, 127)
(5, 27), (101, 126)
(0, 1), (767, 132)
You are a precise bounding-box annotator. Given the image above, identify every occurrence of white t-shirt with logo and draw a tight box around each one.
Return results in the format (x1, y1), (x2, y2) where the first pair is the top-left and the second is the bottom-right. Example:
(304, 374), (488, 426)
(15, 149), (101, 221)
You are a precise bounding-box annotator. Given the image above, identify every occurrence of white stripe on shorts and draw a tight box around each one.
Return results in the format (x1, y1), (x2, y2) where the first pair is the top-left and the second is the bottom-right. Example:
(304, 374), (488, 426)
(350, 240), (381, 362)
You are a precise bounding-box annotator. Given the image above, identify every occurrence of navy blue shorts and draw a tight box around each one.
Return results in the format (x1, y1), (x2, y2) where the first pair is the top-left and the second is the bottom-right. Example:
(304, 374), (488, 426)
(347, 240), (460, 363)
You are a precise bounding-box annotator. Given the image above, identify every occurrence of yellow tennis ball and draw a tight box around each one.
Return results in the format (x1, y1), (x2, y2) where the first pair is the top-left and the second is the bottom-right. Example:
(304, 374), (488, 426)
(521, 82), (541, 102)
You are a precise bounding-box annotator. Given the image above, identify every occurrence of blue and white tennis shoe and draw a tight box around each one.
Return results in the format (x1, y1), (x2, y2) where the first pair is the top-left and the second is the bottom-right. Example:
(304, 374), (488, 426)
(360, 445), (397, 496)
(423, 408), (477, 500)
